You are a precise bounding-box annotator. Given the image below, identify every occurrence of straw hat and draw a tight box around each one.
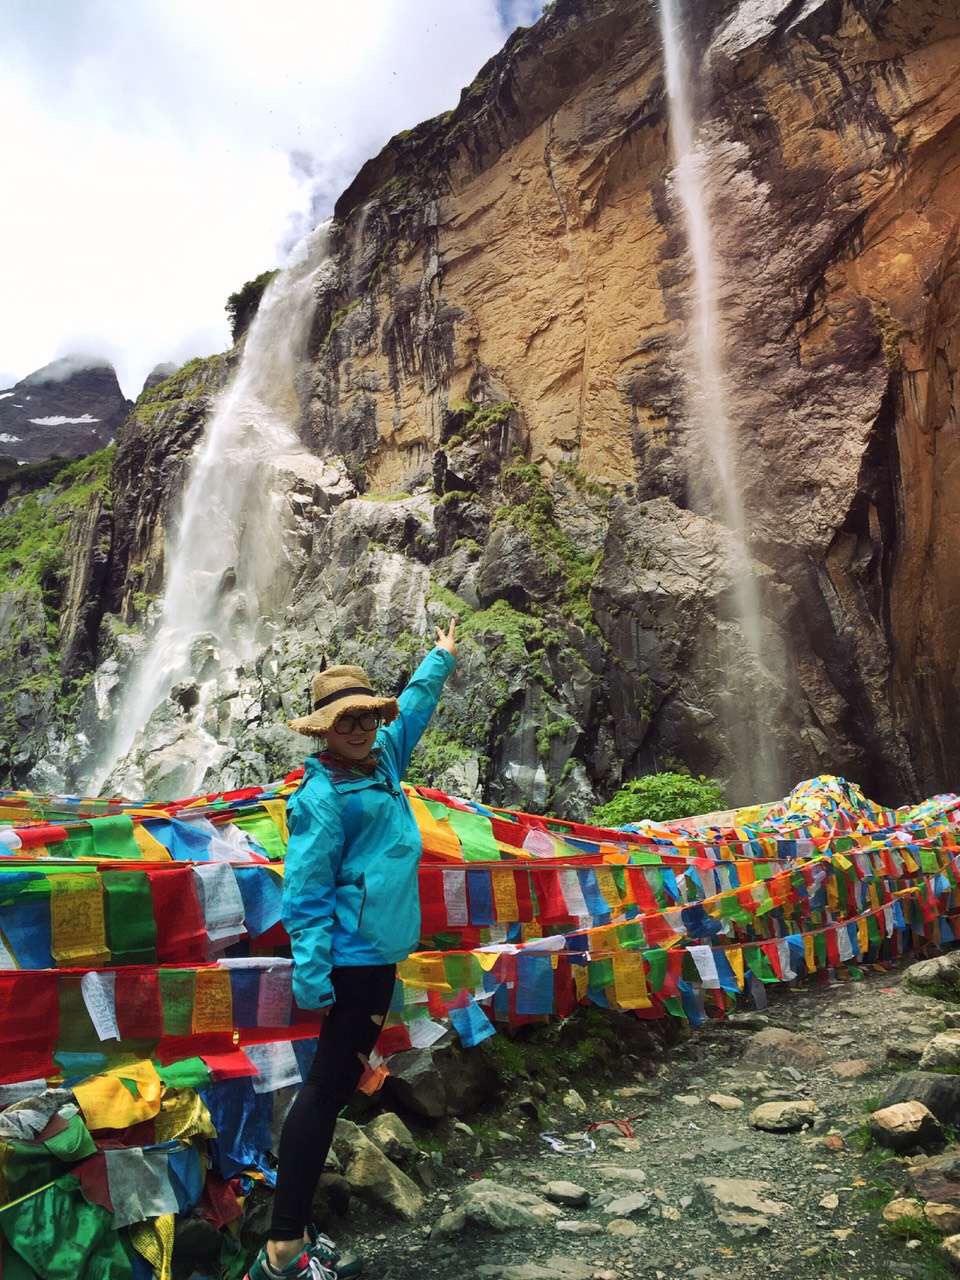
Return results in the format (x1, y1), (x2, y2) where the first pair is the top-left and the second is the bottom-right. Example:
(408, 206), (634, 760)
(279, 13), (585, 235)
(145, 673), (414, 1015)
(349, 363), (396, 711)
(287, 664), (399, 737)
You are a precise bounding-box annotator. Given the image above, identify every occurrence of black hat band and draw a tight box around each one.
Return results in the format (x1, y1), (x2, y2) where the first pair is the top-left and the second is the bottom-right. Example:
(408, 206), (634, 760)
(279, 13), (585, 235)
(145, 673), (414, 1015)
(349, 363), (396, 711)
(312, 685), (375, 712)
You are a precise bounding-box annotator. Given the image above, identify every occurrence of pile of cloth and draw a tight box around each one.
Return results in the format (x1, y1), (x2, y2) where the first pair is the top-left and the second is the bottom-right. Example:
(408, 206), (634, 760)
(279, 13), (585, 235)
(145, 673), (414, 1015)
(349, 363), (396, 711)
(1, 772), (958, 1276)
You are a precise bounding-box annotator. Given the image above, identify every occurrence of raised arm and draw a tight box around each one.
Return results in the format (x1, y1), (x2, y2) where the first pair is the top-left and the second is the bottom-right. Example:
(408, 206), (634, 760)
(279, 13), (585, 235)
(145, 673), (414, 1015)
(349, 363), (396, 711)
(377, 619), (457, 781)
(281, 787), (344, 1009)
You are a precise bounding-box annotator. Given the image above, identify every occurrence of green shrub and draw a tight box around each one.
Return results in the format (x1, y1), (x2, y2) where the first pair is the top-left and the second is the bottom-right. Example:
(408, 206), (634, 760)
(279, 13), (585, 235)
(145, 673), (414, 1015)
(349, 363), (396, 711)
(226, 270), (278, 342)
(592, 771), (726, 827)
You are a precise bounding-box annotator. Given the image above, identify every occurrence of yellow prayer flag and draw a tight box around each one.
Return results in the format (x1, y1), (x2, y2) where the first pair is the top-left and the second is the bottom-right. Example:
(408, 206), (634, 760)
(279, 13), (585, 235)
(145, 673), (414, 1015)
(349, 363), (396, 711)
(573, 965), (589, 1001)
(154, 1091), (216, 1144)
(491, 870), (519, 922)
(612, 952), (651, 1009)
(49, 874), (110, 966)
(398, 955), (450, 990)
(262, 800), (289, 846)
(74, 1060), (162, 1131)
(133, 825), (171, 861)
(128, 1214), (175, 1280)
(804, 934), (815, 971)
(857, 916), (869, 954)
(192, 968), (234, 1033)
(727, 948), (745, 989)
(594, 867), (621, 911)
(404, 791), (462, 860)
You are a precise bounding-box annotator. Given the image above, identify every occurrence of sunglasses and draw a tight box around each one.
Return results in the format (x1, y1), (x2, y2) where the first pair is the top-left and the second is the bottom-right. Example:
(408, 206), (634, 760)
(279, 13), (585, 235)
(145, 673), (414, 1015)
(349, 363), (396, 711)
(332, 712), (382, 735)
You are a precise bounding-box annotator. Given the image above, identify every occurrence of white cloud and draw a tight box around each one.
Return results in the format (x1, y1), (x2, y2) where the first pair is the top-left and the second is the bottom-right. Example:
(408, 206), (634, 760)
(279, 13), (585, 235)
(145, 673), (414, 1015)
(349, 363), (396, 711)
(0, 0), (543, 398)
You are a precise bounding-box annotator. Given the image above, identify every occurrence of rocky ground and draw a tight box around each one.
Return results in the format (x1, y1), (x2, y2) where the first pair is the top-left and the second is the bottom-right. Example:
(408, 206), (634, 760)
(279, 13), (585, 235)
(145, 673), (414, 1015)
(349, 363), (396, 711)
(291, 958), (960, 1280)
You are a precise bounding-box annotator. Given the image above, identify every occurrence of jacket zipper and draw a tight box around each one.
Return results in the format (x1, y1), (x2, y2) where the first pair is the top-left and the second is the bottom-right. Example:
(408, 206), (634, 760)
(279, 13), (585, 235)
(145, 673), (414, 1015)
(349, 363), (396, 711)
(356, 875), (367, 933)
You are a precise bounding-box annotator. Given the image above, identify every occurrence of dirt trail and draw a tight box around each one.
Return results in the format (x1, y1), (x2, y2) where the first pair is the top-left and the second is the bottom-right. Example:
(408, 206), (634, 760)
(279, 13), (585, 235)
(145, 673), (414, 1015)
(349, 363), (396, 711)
(330, 966), (956, 1280)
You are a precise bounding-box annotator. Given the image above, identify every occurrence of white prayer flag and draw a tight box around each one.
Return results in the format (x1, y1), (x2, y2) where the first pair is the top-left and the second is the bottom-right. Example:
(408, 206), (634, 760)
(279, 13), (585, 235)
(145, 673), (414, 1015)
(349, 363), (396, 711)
(81, 970), (120, 1041)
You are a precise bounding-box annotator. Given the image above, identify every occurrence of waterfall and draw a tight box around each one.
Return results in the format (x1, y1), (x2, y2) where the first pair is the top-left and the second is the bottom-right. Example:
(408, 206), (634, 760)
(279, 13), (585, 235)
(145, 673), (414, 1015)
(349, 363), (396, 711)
(657, 0), (781, 798)
(88, 223), (332, 796)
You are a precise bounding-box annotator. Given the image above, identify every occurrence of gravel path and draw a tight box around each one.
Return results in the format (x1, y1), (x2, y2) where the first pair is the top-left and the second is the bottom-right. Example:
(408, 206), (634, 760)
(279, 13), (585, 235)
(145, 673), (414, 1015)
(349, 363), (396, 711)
(326, 965), (956, 1280)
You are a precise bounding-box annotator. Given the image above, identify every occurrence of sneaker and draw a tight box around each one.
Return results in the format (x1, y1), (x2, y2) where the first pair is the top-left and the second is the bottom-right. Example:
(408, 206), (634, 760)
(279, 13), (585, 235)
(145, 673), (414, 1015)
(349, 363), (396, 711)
(244, 1244), (336, 1280)
(305, 1224), (363, 1278)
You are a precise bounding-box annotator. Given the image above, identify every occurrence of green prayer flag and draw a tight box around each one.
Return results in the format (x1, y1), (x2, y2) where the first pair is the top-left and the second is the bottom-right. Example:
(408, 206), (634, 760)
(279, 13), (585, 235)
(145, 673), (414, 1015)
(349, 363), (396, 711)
(442, 953), (481, 990)
(63, 827), (96, 859)
(58, 976), (103, 1053)
(1, 1241), (40, 1280)
(232, 812), (286, 860)
(644, 948), (667, 994)
(89, 816), (141, 860)
(155, 1056), (212, 1090)
(743, 945), (777, 984)
(102, 871), (158, 965)
(42, 1113), (96, 1163)
(443, 809), (500, 862)
(158, 969), (196, 1036)
(0, 1175), (133, 1280)
(588, 957), (614, 990)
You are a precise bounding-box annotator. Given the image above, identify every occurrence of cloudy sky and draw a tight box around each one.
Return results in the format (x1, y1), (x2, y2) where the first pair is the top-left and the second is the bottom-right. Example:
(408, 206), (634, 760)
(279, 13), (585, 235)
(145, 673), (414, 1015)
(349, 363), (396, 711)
(0, 0), (543, 397)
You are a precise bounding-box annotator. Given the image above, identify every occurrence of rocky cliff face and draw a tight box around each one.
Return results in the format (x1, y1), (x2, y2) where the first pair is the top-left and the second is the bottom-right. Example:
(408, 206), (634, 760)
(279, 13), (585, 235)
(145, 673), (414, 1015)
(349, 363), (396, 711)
(4, 0), (959, 810)
(0, 357), (131, 464)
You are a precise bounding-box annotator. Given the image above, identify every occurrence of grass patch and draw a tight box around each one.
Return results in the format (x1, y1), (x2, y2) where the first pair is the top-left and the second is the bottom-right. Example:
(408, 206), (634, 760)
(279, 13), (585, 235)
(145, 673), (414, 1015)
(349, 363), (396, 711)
(405, 728), (474, 787)
(493, 461), (601, 633)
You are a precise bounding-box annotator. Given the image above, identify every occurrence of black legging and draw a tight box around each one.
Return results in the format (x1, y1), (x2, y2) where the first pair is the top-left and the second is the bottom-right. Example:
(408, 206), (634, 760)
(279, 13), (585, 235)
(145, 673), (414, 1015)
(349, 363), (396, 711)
(270, 963), (397, 1241)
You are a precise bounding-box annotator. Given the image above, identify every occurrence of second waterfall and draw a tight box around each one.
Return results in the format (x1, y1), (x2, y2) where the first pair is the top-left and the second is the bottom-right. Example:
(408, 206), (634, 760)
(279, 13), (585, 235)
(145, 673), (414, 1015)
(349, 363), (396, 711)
(657, 0), (783, 800)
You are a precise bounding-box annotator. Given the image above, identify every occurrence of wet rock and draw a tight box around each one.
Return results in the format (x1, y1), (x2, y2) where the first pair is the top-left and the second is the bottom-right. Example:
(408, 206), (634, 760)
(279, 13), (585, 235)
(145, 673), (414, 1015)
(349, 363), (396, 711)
(885, 1040), (927, 1066)
(333, 1120), (423, 1219)
(749, 1100), (820, 1132)
(921, 1032), (960, 1071)
(556, 1221), (604, 1235)
(545, 1181), (591, 1209)
(741, 1028), (826, 1067)
(942, 1234), (960, 1270)
(475, 1261), (601, 1280)
(563, 1089), (587, 1115)
(883, 1198), (925, 1226)
(384, 1041), (495, 1119)
(607, 1218), (638, 1238)
(603, 1192), (651, 1218)
(432, 1180), (561, 1238)
(904, 953), (960, 996)
(311, 1172), (352, 1225)
(698, 1177), (788, 1239)
(879, 1074), (960, 1127)
(869, 1101), (944, 1154)
(831, 1059), (874, 1079)
(365, 1112), (418, 1165)
(707, 1093), (744, 1111)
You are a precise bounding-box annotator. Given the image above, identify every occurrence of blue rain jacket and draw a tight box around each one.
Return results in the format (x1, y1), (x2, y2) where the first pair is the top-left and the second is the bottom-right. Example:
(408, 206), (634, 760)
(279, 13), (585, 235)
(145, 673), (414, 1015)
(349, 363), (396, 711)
(282, 646), (456, 1009)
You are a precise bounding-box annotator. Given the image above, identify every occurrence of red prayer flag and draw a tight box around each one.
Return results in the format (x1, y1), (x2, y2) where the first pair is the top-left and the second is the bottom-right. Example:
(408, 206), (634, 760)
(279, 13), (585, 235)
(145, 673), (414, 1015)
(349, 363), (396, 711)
(148, 867), (207, 962)
(115, 970), (164, 1039)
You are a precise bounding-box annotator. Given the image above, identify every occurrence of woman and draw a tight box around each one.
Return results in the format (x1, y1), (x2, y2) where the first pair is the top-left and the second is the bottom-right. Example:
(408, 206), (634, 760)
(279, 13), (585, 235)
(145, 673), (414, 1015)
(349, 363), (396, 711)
(245, 620), (458, 1280)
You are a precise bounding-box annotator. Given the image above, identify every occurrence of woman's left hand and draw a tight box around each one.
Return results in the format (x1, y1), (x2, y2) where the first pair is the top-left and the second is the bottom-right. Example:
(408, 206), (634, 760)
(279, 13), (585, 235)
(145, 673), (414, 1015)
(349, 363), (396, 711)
(436, 617), (458, 656)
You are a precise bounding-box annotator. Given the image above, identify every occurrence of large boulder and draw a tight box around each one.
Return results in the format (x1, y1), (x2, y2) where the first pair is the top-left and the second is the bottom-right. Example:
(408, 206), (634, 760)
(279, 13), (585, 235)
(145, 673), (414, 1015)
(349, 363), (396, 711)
(431, 1180), (562, 1238)
(922, 1032), (960, 1070)
(384, 1041), (498, 1119)
(698, 1177), (788, 1240)
(904, 953), (960, 996)
(879, 1074), (960, 1127)
(740, 1028), (826, 1068)
(869, 1101), (944, 1154)
(332, 1119), (423, 1220)
(749, 1100), (820, 1133)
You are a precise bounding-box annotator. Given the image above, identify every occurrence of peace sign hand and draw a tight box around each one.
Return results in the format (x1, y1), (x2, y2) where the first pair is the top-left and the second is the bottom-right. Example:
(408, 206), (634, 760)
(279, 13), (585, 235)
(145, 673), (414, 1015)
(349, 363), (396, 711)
(435, 617), (458, 656)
